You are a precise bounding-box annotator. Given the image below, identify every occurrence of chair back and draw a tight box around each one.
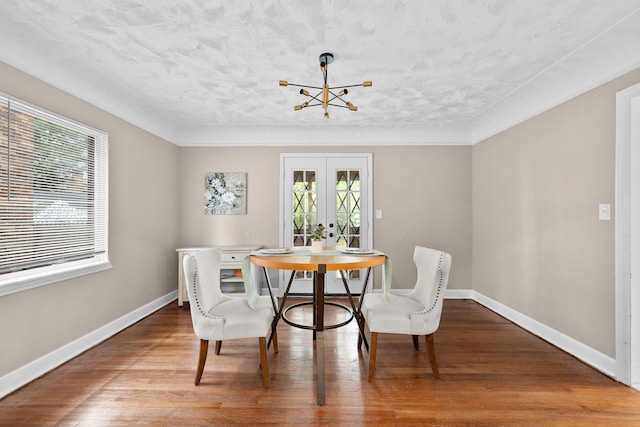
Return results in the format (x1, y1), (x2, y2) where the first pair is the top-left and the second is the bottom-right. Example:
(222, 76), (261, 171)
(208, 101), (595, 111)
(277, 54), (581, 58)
(183, 248), (224, 314)
(408, 246), (452, 317)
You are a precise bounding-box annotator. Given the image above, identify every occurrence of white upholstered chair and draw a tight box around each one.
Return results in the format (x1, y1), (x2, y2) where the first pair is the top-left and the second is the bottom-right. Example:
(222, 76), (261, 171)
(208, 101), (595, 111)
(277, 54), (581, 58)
(182, 248), (277, 388)
(361, 246), (452, 380)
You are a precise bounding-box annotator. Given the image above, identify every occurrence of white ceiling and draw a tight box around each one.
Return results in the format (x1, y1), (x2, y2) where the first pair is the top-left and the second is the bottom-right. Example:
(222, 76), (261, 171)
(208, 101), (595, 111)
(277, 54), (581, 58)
(1, 1), (640, 146)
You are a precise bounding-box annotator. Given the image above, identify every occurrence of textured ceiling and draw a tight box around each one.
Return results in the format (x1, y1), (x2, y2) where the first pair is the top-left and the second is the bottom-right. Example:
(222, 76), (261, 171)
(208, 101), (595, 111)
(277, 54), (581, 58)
(1, 1), (640, 145)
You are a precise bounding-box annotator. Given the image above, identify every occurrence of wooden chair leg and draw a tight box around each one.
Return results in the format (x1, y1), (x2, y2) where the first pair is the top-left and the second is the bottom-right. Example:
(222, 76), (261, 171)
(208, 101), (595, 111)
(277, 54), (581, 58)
(425, 333), (439, 379)
(368, 332), (378, 380)
(271, 328), (279, 354)
(195, 339), (209, 386)
(215, 340), (222, 355)
(412, 335), (419, 350)
(259, 336), (270, 389)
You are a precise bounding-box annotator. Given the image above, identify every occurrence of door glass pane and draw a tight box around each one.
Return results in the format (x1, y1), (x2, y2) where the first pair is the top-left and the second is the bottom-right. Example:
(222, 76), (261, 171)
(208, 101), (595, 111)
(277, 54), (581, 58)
(335, 169), (361, 249)
(336, 169), (361, 279)
(292, 169), (317, 280)
(292, 170), (317, 248)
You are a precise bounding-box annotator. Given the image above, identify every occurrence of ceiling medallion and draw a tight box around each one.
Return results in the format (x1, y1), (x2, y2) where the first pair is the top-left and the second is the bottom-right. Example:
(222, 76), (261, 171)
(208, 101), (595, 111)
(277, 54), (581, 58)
(279, 53), (372, 119)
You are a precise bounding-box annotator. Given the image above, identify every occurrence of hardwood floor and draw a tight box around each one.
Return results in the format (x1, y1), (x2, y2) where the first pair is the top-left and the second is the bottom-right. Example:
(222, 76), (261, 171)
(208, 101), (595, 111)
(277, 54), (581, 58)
(2, 299), (640, 426)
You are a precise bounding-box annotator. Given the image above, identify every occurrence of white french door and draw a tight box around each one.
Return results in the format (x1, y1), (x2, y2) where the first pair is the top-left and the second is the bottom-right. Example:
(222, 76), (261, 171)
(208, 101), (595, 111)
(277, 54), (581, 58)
(280, 153), (373, 295)
(615, 83), (640, 388)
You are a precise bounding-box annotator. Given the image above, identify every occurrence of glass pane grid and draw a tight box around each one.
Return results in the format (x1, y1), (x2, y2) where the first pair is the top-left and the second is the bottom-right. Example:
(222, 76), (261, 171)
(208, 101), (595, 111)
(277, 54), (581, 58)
(335, 169), (361, 249)
(291, 170), (318, 250)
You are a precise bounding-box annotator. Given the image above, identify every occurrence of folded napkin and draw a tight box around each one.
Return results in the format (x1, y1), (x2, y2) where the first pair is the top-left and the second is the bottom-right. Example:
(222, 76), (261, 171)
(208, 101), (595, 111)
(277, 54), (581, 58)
(382, 256), (392, 302)
(242, 256), (259, 309)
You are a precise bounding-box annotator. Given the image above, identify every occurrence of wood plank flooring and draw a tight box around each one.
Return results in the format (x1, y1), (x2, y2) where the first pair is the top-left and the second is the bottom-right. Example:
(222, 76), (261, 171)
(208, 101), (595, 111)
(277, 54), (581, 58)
(2, 299), (640, 426)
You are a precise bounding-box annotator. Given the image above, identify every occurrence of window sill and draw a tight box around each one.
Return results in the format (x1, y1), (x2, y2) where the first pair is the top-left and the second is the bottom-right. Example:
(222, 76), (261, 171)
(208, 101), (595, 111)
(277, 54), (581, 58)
(0, 258), (112, 297)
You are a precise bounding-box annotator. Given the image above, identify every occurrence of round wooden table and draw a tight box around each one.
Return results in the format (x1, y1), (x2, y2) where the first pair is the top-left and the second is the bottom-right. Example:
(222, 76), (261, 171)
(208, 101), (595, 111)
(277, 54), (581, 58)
(250, 250), (386, 406)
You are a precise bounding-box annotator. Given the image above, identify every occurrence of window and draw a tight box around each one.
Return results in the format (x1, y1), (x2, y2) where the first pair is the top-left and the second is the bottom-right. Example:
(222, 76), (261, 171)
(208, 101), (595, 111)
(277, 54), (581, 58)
(0, 93), (110, 296)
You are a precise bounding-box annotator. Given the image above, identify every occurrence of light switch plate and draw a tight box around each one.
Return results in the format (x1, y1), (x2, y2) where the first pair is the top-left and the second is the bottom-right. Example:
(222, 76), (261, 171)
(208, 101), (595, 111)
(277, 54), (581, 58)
(599, 203), (611, 220)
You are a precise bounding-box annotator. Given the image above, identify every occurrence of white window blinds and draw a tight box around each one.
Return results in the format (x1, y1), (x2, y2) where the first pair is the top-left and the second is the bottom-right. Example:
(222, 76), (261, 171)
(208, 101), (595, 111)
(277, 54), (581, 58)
(0, 94), (108, 281)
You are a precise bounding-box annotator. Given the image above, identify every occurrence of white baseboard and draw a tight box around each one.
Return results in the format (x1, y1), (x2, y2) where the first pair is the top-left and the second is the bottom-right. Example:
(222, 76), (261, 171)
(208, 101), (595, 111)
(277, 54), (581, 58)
(444, 289), (474, 299)
(0, 290), (178, 399)
(445, 289), (616, 378)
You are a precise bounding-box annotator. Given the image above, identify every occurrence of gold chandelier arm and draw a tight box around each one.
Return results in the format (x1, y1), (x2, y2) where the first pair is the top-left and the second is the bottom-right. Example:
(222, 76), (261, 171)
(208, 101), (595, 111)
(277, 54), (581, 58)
(328, 81), (372, 90)
(321, 101), (357, 111)
(299, 88), (324, 105)
(282, 82), (324, 90)
(327, 89), (349, 104)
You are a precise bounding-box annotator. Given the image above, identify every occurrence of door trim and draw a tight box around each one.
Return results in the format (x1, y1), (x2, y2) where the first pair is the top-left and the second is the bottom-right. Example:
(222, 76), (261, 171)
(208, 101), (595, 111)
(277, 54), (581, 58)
(279, 153), (373, 295)
(615, 82), (640, 388)
(279, 153), (373, 249)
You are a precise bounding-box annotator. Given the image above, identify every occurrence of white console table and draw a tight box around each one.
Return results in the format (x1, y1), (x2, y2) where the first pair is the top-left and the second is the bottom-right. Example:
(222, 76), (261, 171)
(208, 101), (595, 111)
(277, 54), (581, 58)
(176, 245), (262, 306)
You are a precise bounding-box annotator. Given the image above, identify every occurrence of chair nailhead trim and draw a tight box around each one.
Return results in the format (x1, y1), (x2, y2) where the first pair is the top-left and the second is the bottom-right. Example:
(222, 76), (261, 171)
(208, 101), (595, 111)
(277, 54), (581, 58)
(189, 256), (223, 321)
(415, 253), (446, 316)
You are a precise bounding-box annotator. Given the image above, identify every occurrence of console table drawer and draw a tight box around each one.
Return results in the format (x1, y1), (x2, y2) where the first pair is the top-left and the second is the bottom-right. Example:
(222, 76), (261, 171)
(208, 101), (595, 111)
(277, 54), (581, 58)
(222, 252), (249, 264)
(176, 245), (261, 306)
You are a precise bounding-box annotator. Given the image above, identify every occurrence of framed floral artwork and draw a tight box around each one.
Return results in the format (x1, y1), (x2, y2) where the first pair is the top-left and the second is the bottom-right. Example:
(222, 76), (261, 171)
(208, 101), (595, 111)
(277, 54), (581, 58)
(204, 172), (247, 215)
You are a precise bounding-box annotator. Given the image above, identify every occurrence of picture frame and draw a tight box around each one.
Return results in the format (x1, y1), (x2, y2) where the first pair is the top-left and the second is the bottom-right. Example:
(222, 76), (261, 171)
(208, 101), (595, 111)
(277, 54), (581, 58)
(204, 172), (247, 215)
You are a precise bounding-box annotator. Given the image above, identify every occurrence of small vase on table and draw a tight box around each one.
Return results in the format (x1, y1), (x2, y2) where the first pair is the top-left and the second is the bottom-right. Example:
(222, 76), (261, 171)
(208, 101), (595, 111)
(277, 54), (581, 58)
(310, 224), (326, 254)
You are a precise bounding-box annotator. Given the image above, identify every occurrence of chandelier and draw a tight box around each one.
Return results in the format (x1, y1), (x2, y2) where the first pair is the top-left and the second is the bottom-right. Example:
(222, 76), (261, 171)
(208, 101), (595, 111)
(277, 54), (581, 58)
(279, 53), (372, 119)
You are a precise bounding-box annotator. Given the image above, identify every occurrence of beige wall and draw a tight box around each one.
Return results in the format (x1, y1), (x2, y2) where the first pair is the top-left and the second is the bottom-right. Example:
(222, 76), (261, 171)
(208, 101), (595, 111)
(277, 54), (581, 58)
(178, 145), (472, 290)
(0, 62), (180, 376)
(473, 67), (640, 357)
